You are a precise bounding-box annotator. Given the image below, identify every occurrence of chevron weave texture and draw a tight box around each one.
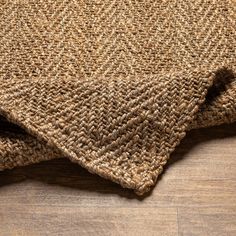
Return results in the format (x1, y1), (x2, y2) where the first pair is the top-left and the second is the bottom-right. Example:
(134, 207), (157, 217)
(0, 0), (235, 195)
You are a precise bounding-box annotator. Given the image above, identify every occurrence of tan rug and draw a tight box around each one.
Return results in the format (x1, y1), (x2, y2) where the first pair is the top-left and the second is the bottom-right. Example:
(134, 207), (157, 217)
(0, 0), (235, 195)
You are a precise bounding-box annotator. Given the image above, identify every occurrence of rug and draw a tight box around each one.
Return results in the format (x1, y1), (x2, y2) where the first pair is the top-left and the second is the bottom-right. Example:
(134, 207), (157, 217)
(0, 0), (235, 195)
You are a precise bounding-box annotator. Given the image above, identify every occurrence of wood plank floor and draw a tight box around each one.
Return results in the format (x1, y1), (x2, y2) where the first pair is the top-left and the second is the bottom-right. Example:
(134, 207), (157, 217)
(0, 123), (236, 236)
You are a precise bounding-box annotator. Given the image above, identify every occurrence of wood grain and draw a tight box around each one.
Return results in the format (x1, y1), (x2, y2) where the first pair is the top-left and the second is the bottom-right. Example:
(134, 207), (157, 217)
(0, 123), (236, 236)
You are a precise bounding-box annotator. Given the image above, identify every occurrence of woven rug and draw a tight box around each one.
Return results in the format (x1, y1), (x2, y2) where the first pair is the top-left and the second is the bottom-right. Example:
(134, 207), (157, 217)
(0, 0), (235, 195)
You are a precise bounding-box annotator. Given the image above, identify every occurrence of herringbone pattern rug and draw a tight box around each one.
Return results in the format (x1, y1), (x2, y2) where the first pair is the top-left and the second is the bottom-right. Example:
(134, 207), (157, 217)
(0, 0), (235, 194)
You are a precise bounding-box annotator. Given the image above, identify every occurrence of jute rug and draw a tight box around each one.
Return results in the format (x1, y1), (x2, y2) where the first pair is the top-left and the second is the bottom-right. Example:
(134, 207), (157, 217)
(0, 0), (235, 195)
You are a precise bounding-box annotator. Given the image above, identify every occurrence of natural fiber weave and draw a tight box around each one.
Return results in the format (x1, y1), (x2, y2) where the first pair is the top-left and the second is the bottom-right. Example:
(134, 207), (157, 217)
(0, 0), (235, 195)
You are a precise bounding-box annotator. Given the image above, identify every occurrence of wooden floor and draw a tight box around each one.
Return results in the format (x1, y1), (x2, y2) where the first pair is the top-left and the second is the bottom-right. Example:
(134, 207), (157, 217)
(0, 123), (236, 236)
